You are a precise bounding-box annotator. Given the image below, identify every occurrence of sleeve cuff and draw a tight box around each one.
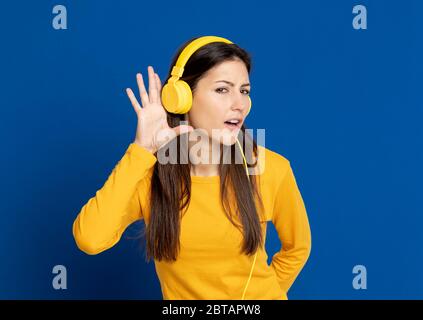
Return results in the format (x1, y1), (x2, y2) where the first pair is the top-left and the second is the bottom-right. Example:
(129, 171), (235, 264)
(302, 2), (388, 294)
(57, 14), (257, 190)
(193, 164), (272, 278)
(126, 143), (157, 168)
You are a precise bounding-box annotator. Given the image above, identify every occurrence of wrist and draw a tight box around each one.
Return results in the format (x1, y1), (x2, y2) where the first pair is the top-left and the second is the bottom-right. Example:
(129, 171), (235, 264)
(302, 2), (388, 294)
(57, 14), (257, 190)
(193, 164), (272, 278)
(133, 140), (156, 154)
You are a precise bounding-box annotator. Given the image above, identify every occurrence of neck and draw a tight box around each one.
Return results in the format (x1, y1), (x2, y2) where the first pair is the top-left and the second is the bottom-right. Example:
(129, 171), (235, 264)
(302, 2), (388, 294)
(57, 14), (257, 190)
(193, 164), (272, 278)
(188, 137), (221, 177)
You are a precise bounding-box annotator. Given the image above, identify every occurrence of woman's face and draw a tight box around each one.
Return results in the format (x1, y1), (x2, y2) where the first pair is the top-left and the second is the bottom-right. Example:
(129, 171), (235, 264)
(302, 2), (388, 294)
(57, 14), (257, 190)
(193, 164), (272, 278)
(187, 59), (251, 146)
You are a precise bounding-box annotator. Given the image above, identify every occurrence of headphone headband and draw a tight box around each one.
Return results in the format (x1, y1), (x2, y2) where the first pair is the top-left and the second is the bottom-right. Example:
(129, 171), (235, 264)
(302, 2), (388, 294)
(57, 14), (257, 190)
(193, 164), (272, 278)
(170, 36), (233, 79)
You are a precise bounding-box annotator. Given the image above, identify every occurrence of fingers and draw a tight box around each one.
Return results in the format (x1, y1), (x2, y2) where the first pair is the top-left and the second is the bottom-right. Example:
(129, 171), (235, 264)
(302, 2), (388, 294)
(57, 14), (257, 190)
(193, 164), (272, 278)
(131, 66), (160, 109)
(147, 66), (158, 104)
(136, 73), (150, 107)
(155, 73), (162, 93)
(126, 88), (141, 114)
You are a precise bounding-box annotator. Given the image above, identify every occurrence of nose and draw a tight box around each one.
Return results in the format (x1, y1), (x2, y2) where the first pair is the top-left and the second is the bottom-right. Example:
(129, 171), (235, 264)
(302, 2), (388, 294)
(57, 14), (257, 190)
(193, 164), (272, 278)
(230, 93), (249, 113)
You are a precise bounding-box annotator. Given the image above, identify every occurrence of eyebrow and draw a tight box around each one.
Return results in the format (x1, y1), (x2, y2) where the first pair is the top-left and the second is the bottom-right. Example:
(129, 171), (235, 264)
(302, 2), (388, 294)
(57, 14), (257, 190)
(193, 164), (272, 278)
(214, 80), (250, 87)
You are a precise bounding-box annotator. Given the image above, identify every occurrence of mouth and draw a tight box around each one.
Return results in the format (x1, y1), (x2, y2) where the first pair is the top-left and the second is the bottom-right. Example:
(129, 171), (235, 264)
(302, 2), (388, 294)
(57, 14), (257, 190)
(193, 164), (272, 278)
(223, 118), (242, 131)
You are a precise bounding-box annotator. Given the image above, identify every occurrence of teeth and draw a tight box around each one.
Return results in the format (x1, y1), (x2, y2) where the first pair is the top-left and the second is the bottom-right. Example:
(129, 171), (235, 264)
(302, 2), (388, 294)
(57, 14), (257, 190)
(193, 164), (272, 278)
(227, 119), (239, 124)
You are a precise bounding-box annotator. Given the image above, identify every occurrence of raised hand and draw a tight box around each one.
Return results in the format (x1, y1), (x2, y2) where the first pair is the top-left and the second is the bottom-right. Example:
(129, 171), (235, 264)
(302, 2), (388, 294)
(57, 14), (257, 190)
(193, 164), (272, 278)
(126, 66), (193, 154)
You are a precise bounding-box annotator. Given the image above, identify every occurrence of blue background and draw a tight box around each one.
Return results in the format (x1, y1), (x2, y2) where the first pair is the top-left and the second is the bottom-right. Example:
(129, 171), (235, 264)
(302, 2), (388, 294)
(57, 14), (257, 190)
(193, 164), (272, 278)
(0, 0), (422, 299)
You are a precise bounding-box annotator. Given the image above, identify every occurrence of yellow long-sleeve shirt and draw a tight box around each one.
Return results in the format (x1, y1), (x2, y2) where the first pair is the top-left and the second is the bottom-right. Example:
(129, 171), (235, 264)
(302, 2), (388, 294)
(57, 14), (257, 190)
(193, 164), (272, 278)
(72, 142), (312, 300)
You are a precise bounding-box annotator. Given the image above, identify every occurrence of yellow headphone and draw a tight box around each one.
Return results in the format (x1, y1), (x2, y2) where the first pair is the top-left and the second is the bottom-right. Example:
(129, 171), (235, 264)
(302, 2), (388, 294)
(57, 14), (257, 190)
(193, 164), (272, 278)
(162, 35), (257, 300)
(161, 35), (252, 115)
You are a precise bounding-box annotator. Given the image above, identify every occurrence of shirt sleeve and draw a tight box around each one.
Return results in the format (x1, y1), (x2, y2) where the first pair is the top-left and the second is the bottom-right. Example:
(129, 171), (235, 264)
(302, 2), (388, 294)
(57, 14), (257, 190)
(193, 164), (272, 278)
(270, 162), (312, 293)
(72, 143), (157, 255)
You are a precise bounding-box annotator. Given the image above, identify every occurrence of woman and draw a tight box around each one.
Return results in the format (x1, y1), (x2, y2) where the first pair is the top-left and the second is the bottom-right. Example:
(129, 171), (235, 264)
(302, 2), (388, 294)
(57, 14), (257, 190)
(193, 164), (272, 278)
(72, 35), (312, 300)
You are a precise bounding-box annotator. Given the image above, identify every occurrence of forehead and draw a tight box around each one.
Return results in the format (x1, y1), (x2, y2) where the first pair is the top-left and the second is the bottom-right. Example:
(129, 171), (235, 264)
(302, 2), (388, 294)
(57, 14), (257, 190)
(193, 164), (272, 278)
(203, 59), (249, 81)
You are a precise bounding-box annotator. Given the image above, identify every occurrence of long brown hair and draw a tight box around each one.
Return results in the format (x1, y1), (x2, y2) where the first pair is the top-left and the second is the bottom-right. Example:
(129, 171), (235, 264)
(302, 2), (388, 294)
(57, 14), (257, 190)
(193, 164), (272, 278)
(140, 37), (265, 262)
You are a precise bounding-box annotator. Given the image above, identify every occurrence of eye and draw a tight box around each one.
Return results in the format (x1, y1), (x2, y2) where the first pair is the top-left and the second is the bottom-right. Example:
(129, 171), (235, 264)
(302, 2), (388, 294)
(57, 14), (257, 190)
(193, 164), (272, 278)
(216, 87), (250, 95)
(215, 87), (228, 94)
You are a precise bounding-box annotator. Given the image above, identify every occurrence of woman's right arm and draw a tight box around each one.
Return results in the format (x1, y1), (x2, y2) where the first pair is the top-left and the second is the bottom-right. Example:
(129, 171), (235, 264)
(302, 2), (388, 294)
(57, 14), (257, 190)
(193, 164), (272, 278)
(72, 143), (157, 255)
(73, 65), (193, 255)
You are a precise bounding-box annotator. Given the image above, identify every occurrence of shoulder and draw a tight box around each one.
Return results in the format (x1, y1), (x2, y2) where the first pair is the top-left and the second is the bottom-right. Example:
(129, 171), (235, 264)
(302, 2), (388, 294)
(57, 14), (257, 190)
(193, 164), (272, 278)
(256, 145), (291, 181)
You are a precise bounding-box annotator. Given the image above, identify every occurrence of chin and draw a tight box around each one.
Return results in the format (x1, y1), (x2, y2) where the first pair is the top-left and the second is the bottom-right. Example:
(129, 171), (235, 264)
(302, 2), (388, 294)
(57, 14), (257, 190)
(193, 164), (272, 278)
(220, 132), (239, 146)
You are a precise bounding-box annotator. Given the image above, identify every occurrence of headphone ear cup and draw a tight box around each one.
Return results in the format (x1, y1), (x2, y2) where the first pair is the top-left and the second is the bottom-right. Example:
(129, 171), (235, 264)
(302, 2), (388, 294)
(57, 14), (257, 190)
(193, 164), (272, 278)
(175, 81), (193, 114)
(161, 82), (177, 113)
(161, 80), (193, 114)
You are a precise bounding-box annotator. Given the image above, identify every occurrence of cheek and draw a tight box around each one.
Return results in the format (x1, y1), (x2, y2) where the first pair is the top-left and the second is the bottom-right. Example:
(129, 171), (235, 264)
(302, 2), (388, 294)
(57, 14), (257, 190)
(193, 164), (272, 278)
(191, 94), (225, 128)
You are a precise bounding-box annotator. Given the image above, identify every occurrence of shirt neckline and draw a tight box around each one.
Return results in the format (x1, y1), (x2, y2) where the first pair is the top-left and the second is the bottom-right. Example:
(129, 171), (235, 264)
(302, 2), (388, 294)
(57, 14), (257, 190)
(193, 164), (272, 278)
(191, 175), (220, 184)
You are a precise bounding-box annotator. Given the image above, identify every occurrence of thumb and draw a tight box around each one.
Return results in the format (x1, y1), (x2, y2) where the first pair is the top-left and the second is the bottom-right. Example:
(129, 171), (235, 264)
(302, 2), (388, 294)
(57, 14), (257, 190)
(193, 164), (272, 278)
(173, 125), (194, 136)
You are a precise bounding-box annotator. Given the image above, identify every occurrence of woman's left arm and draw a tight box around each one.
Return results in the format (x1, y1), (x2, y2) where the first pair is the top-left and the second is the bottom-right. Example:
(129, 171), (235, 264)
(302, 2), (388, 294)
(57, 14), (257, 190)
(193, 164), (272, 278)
(270, 162), (312, 293)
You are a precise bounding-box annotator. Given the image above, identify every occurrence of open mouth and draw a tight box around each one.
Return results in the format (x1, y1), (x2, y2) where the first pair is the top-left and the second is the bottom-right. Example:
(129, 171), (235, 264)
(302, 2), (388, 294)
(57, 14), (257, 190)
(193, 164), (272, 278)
(224, 119), (242, 131)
